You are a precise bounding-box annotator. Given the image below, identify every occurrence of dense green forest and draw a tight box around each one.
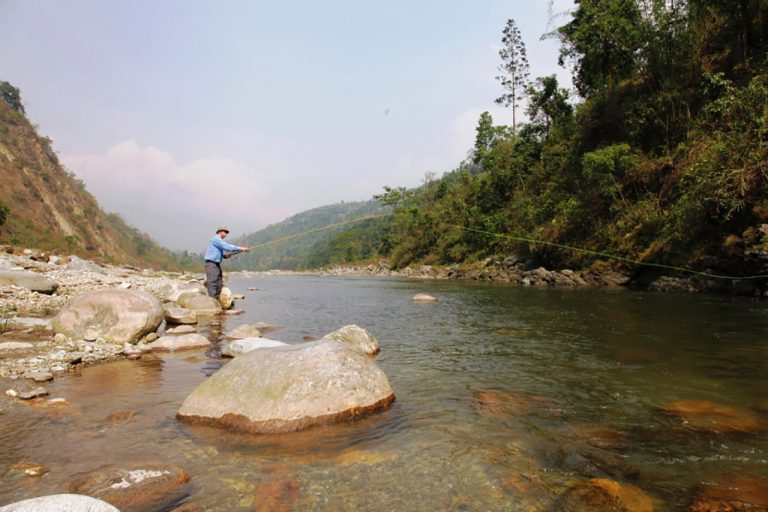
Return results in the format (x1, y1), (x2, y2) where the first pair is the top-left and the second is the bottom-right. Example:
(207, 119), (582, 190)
(313, 0), (768, 278)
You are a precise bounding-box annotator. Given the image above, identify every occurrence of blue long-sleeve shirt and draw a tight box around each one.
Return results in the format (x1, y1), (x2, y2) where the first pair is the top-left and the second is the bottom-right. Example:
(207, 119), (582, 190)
(204, 235), (241, 263)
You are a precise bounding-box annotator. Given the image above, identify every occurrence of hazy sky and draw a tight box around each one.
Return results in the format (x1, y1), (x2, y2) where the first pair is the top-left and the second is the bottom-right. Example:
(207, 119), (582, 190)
(0, 0), (575, 251)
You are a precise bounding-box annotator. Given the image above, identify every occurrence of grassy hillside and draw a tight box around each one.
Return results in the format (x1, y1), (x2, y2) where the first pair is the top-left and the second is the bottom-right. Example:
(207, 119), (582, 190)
(0, 82), (195, 269)
(229, 200), (391, 270)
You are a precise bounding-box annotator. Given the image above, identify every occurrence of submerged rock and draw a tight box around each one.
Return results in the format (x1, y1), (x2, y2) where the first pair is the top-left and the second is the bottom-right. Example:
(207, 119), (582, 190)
(662, 400), (762, 434)
(412, 293), (438, 302)
(252, 475), (300, 512)
(0, 494), (119, 512)
(52, 289), (163, 344)
(0, 270), (58, 294)
(471, 389), (563, 417)
(177, 325), (394, 433)
(225, 324), (263, 339)
(554, 478), (654, 512)
(687, 474), (768, 512)
(142, 333), (210, 352)
(220, 337), (288, 357)
(68, 462), (191, 512)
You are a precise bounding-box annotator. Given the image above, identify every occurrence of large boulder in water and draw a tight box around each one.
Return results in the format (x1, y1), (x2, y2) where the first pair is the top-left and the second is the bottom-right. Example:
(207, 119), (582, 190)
(0, 494), (119, 512)
(225, 323), (263, 339)
(52, 289), (163, 343)
(0, 270), (58, 294)
(177, 324), (394, 433)
(141, 333), (211, 352)
(158, 280), (206, 302)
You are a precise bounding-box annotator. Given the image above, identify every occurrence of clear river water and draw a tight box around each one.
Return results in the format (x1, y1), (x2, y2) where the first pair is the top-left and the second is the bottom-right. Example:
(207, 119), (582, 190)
(1, 275), (767, 511)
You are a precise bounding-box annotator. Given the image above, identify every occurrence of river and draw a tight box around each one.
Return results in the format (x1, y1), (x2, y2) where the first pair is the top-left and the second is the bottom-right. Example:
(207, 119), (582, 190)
(1, 275), (767, 510)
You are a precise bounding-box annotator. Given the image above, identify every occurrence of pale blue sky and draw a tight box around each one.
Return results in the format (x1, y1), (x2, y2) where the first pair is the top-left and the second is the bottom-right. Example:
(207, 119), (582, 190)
(0, 0), (575, 250)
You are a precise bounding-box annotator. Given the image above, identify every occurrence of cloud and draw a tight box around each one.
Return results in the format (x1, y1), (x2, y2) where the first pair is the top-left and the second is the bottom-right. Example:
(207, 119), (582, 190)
(63, 140), (291, 250)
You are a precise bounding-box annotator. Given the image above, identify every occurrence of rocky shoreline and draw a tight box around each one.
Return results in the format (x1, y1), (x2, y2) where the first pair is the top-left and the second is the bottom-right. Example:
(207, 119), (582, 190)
(0, 247), (209, 386)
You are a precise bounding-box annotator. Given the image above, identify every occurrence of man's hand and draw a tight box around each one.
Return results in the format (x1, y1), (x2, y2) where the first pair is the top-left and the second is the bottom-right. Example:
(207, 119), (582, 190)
(239, 246), (251, 253)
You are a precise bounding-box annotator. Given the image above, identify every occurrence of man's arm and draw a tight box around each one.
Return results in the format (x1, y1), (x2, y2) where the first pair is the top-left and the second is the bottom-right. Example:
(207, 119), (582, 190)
(212, 237), (250, 254)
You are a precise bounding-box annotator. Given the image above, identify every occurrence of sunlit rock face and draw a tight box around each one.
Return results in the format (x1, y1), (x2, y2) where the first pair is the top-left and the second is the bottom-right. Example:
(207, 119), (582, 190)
(52, 289), (162, 343)
(177, 325), (394, 433)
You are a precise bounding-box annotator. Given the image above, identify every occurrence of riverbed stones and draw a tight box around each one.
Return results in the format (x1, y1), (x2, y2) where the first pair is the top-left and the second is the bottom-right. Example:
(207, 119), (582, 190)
(176, 291), (222, 316)
(0, 494), (120, 512)
(0, 270), (58, 294)
(661, 400), (762, 434)
(52, 289), (163, 344)
(142, 333), (210, 352)
(163, 305), (197, 325)
(177, 325), (395, 433)
(225, 324), (263, 339)
(220, 337), (288, 357)
(412, 293), (438, 302)
(68, 462), (191, 512)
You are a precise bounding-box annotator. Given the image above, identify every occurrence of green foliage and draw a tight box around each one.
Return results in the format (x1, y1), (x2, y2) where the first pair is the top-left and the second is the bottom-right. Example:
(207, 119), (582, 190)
(0, 202), (9, 228)
(0, 81), (24, 114)
(358, 4), (768, 276)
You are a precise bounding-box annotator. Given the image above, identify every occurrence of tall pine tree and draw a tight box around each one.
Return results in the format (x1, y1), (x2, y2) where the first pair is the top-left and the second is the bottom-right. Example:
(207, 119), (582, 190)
(495, 19), (530, 131)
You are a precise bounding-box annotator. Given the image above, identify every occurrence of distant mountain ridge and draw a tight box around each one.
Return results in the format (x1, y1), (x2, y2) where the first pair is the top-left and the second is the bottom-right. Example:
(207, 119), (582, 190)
(0, 81), (190, 269)
(230, 200), (391, 270)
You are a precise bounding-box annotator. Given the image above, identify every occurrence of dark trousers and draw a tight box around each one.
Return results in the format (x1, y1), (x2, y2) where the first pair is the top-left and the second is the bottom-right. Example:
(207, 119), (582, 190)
(205, 260), (223, 299)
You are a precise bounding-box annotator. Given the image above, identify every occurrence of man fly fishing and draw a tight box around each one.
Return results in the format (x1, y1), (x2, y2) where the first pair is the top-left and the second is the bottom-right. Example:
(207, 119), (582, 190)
(204, 227), (250, 299)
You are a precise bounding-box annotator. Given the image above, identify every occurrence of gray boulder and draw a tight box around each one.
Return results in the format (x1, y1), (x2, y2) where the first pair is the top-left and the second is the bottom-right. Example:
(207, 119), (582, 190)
(176, 292), (222, 316)
(0, 494), (119, 512)
(52, 289), (163, 343)
(0, 270), (58, 294)
(177, 325), (394, 433)
(220, 337), (288, 357)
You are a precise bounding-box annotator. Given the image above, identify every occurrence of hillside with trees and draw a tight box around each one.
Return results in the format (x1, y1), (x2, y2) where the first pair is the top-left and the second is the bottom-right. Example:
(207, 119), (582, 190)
(229, 200), (391, 270)
(355, 1), (768, 283)
(0, 81), (196, 269)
